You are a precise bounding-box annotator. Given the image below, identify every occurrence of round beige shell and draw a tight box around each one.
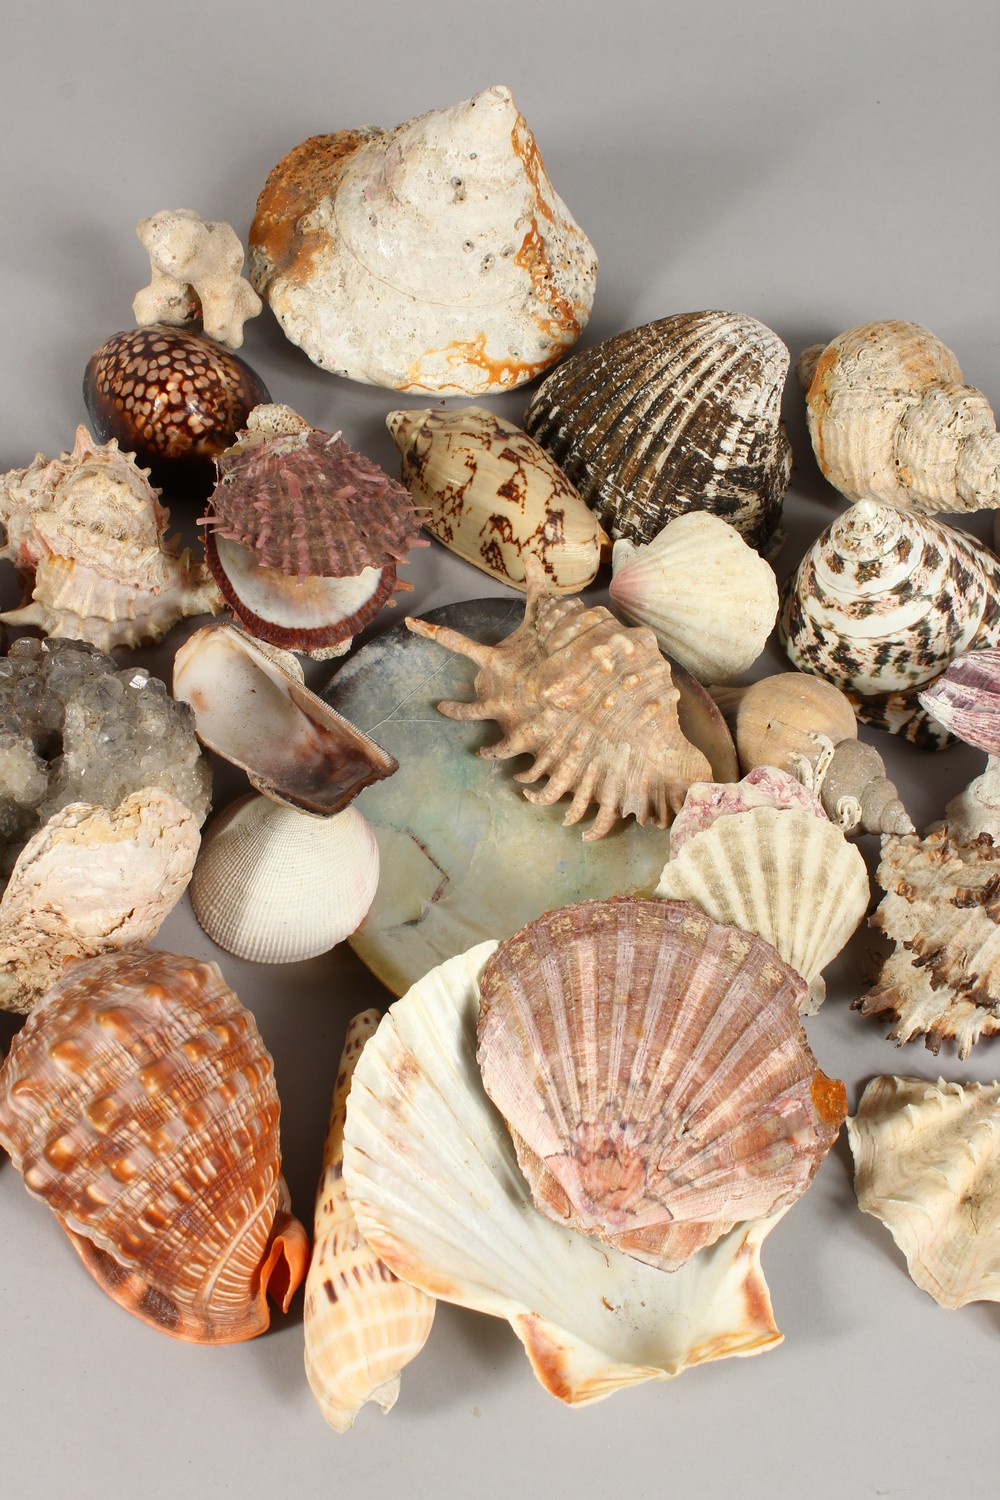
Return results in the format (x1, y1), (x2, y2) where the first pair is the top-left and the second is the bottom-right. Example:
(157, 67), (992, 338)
(847, 1076), (1000, 1308)
(654, 806), (870, 1013)
(799, 321), (1000, 513)
(712, 672), (858, 778)
(476, 899), (845, 1271)
(190, 794), (380, 963)
(0, 947), (309, 1342)
(609, 512), (779, 683)
(248, 86), (597, 394)
(387, 405), (606, 593)
(343, 942), (789, 1407)
(304, 1010), (435, 1431)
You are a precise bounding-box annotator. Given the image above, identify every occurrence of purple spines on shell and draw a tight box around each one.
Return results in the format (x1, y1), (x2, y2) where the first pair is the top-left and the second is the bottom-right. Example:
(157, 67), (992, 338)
(918, 649), (1000, 755)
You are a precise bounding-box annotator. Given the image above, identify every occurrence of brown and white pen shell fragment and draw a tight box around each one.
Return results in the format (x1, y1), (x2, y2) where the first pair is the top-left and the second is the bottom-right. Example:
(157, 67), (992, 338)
(855, 827), (1000, 1057)
(524, 310), (792, 552)
(847, 1076), (1000, 1308)
(387, 405), (606, 592)
(304, 1010), (435, 1431)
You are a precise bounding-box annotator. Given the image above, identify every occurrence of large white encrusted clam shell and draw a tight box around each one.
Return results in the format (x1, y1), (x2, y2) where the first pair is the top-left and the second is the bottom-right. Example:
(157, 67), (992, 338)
(855, 827), (1000, 1057)
(609, 512), (779, 682)
(189, 794), (380, 964)
(779, 500), (1000, 744)
(248, 86), (597, 394)
(847, 1076), (1000, 1308)
(799, 321), (1000, 514)
(387, 406), (606, 593)
(304, 1010), (435, 1431)
(0, 426), (220, 650)
(343, 943), (788, 1407)
(654, 806), (870, 1013)
(476, 900), (845, 1272)
(524, 310), (792, 552)
(0, 789), (200, 1015)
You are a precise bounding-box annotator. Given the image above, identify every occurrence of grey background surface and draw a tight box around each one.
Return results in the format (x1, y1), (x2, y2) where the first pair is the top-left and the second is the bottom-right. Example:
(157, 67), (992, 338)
(1, 3), (998, 1496)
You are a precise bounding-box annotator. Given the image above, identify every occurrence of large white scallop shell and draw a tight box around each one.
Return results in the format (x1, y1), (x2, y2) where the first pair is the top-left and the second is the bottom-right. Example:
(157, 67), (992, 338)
(342, 944), (787, 1407)
(190, 794), (380, 964)
(610, 512), (779, 683)
(387, 405), (606, 593)
(654, 806), (870, 1013)
(304, 1010), (435, 1431)
(847, 1076), (1000, 1308)
(248, 86), (597, 394)
(779, 500), (1000, 744)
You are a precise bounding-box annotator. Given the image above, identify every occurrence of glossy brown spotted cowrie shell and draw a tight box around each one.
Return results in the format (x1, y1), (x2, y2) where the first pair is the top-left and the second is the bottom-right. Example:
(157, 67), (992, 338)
(83, 323), (271, 497)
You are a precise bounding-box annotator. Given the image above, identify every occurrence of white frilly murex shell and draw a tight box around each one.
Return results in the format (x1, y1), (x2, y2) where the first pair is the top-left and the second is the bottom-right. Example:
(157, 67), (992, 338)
(779, 499), (1000, 745)
(343, 943), (789, 1407)
(248, 86), (597, 394)
(304, 1010), (435, 1430)
(847, 1076), (1000, 1308)
(799, 321), (1000, 514)
(609, 512), (779, 683)
(387, 405), (607, 593)
(654, 806), (870, 1013)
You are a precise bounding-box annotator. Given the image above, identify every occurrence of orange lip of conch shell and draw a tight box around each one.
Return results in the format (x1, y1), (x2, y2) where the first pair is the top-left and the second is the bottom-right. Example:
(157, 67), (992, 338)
(0, 947), (309, 1343)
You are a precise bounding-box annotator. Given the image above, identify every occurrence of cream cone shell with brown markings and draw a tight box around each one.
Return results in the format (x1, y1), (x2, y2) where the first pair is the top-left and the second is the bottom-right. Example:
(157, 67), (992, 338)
(388, 405), (606, 592)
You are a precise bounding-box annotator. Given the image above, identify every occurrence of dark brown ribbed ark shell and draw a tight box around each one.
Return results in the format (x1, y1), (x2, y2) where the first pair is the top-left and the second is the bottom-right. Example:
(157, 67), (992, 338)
(524, 310), (791, 552)
(0, 947), (308, 1342)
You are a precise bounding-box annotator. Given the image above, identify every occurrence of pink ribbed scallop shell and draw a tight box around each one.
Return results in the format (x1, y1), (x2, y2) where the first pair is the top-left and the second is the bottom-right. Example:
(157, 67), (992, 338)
(0, 947), (308, 1342)
(476, 897), (846, 1270)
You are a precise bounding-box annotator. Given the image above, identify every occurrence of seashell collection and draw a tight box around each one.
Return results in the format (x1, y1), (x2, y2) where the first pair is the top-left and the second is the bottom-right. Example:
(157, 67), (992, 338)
(2, 74), (999, 1448)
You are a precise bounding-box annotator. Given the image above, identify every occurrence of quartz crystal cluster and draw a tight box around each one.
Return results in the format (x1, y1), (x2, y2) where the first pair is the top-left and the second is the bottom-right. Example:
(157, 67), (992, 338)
(0, 636), (210, 873)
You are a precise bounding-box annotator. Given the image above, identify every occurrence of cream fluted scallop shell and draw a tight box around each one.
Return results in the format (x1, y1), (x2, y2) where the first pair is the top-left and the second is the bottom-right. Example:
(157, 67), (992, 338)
(847, 1076), (1000, 1308)
(654, 806), (870, 1014)
(610, 512), (779, 683)
(342, 943), (786, 1407)
(304, 1010), (435, 1431)
(387, 405), (606, 593)
(248, 86), (597, 394)
(799, 321), (1000, 514)
(190, 793), (379, 963)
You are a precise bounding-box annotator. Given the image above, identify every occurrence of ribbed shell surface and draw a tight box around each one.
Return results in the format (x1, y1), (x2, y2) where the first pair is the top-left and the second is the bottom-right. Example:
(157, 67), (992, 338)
(0, 947), (292, 1342)
(524, 311), (791, 551)
(476, 898), (845, 1270)
(918, 648), (1000, 754)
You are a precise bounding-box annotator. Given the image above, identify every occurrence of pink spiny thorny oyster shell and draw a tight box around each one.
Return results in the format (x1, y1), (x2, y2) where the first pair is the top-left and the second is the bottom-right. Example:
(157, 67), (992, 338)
(202, 407), (426, 580)
(918, 647), (1000, 754)
(669, 767), (828, 856)
(476, 897), (847, 1271)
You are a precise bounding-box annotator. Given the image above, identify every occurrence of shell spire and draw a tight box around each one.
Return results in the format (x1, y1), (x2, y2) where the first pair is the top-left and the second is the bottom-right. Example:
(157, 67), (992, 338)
(304, 1010), (435, 1430)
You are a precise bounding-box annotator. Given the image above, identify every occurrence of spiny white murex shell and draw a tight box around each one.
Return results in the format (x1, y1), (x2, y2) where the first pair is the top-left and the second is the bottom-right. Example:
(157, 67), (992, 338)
(610, 512), (779, 683)
(190, 794), (380, 964)
(847, 1076), (1000, 1308)
(304, 1010), (435, 1431)
(779, 500), (1000, 745)
(799, 321), (1000, 514)
(654, 805), (870, 1013)
(387, 406), (606, 593)
(342, 942), (790, 1407)
(248, 86), (597, 394)
(0, 426), (220, 650)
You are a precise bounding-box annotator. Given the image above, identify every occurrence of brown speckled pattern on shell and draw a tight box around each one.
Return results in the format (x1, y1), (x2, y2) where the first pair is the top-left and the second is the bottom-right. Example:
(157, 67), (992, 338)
(84, 324), (271, 486)
(0, 946), (306, 1342)
(524, 311), (791, 552)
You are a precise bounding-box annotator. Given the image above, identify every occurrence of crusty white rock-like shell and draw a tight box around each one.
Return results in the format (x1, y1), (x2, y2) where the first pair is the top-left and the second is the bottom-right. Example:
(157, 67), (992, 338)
(610, 512), (779, 682)
(799, 321), (1000, 514)
(387, 406), (605, 592)
(654, 806), (870, 1013)
(847, 1076), (1000, 1308)
(190, 794), (380, 963)
(248, 86), (597, 394)
(304, 1010), (435, 1431)
(343, 944), (787, 1407)
(0, 789), (200, 1015)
